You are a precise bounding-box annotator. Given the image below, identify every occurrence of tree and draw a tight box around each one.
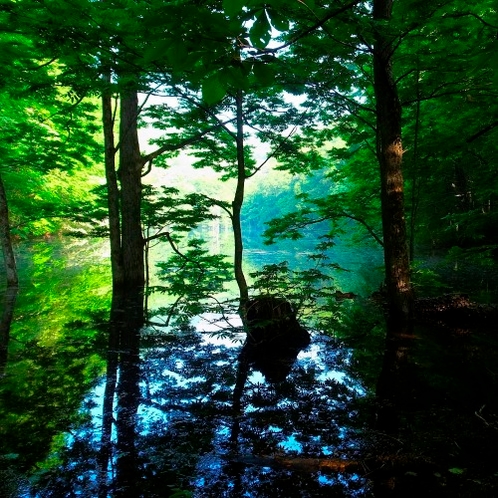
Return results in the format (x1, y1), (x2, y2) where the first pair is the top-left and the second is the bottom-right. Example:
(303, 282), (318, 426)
(221, 0), (413, 320)
(372, 0), (413, 322)
(144, 68), (314, 313)
(397, 1), (498, 251)
(7, 0), (233, 297)
(223, 0), (497, 321)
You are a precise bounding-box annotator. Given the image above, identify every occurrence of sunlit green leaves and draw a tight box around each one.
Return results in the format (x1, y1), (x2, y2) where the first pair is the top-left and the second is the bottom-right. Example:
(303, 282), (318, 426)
(249, 10), (272, 48)
(155, 238), (232, 326)
(249, 258), (339, 328)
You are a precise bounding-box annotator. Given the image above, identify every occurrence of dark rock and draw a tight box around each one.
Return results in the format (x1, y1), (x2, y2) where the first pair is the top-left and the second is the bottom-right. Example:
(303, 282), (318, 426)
(244, 295), (310, 348)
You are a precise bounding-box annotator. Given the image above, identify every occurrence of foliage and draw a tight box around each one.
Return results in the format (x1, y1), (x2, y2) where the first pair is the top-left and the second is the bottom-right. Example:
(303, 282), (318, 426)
(410, 262), (452, 297)
(0, 39), (102, 237)
(2, 0), (497, 304)
(152, 238), (232, 327)
(141, 186), (218, 240)
(248, 257), (344, 330)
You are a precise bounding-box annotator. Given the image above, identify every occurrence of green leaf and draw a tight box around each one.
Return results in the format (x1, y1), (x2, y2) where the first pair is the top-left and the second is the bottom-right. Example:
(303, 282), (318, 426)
(249, 10), (272, 49)
(143, 40), (171, 64)
(202, 73), (226, 105)
(253, 62), (276, 86)
(267, 9), (289, 32)
(167, 42), (189, 70)
(223, 65), (249, 90)
(223, 0), (245, 17)
(448, 467), (465, 475)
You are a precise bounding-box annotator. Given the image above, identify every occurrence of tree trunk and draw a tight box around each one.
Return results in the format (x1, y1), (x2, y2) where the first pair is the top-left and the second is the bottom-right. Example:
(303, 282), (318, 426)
(102, 85), (124, 289)
(408, 70), (421, 263)
(233, 90), (249, 307)
(0, 286), (18, 376)
(0, 174), (18, 287)
(373, 0), (413, 323)
(118, 88), (145, 295)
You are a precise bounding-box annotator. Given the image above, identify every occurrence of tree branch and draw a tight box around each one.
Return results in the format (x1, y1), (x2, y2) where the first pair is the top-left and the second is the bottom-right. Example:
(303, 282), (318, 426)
(466, 120), (498, 143)
(339, 211), (384, 246)
(257, 0), (363, 54)
(141, 118), (236, 165)
(174, 86), (238, 141)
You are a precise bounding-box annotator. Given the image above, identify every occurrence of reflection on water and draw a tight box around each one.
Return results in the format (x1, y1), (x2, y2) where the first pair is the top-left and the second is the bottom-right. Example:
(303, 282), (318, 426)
(3, 306), (498, 496)
(6, 325), (370, 497)
(137, 330), (369, 497)
(2, 238), (498, 496)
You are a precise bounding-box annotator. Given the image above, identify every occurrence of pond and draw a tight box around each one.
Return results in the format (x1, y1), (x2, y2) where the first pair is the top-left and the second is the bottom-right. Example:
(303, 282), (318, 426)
(1, 237), (498, 497)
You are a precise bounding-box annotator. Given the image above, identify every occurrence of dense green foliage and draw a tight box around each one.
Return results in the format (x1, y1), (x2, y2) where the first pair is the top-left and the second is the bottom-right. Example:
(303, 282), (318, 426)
(0, 19), (102, 238)
(1, 0), (497, 296)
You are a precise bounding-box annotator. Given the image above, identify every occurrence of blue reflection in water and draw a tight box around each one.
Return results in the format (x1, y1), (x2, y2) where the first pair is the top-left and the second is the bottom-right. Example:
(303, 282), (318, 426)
(27, 322), (371, 497)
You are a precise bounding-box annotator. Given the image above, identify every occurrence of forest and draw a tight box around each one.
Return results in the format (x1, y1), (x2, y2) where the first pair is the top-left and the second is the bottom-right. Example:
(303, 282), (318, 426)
(1, 0), (498, 496)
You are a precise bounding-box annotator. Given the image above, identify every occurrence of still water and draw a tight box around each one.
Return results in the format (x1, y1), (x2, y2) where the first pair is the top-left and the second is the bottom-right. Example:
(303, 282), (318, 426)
(1, 236), (498, 496)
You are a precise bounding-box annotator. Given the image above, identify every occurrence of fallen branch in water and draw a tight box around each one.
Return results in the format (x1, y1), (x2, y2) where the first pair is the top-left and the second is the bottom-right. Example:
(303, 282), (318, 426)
(225, 452), (437, 476)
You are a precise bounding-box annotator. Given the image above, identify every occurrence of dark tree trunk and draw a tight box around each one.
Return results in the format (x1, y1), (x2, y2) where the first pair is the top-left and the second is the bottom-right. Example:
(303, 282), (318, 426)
(102, 86), (124, 290)
(373, 0), (413, 323)
(0, 286), (18, 376)
(118, 88), (145, 295)
(0, 174), (18, 287)
(233, 90), (249, 307)
(408, 70), (422, 263)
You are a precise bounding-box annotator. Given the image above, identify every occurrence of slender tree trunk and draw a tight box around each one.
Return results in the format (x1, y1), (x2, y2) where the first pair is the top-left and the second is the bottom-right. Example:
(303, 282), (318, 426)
(102, 83), (124, 289)
(373, 0), (413, 323)
(118, 87), (145, 295)
(0, 174), (18, 287)
(233, 90), (249, 307)
(409, 70), (421, 263)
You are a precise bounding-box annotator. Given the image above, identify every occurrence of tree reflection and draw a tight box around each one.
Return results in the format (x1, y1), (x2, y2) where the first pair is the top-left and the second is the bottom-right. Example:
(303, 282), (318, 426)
(232, 330), (311, 445)
(99, 288), (143, 497)
(375, 320), (417, 434)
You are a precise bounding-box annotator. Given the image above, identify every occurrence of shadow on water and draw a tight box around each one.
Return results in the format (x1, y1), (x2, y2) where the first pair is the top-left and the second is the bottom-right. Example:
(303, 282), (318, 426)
(366, 318), (498, 497)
